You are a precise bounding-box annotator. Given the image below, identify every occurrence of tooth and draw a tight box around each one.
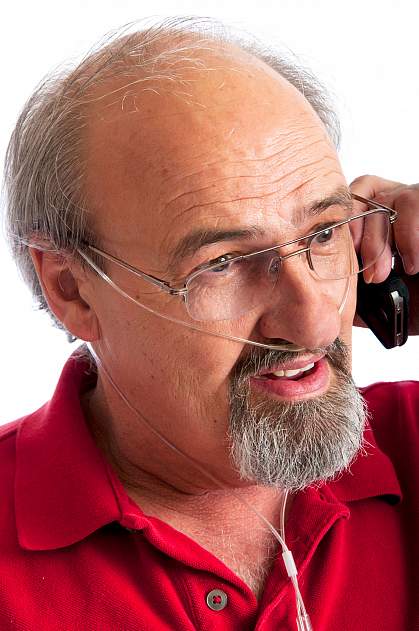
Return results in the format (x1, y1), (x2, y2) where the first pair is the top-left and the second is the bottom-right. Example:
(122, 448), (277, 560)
(300, 362), (314, 372)
(271, 362), (315, 378)
(284, 368), (301, 377)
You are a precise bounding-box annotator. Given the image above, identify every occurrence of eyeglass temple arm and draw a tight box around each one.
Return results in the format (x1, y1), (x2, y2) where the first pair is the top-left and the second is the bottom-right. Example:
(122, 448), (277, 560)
(86, 244), (187, 296)
(84, 196), (397, 295)
(350, 193), (398, 224)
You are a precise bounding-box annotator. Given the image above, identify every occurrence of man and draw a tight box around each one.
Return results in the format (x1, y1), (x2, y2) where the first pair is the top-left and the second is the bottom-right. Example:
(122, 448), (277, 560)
(1, 18), (418, 631)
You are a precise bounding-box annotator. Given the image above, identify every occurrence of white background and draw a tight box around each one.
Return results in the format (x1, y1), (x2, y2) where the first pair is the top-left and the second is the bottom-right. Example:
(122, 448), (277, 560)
(1, 0), (418, 423)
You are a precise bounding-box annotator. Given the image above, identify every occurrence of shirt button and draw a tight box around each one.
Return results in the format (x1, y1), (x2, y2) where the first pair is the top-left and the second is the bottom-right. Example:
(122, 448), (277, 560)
(206, 589), (228, 611)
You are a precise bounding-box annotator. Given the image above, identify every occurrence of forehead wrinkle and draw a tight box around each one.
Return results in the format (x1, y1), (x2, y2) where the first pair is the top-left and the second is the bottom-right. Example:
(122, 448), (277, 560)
(162, 127), (324, 182)
(159, 182), (351, 273)
(161, 139), (325, 201)
(261, 123), (326, 153)
(161, 188), (351, 283)
(159, 126), (336, 216)
(157, 120), (326, 190)
(270, 137), (327, 171)
(165, 172), (293, 208)
(162, 154), (339, 234)
(159, 144), (289, 191)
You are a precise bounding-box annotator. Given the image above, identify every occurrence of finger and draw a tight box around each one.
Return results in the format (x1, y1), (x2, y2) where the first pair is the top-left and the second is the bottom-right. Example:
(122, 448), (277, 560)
(365, 242), (392, 283)
(350, 174), (403, 200)
(349, 195), (364, 251)
(359, 211), (392, 283)
(350, 176), (419, 278)
(349, 197), (392, 282)
(391, 188), (419, 274)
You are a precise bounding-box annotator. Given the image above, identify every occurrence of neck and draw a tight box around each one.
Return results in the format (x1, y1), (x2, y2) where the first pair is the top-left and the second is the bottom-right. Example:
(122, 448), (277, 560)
(81, 378), (292, 598)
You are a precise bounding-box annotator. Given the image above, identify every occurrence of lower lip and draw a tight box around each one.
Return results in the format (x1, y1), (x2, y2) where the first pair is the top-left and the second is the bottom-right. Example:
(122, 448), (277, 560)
(250, 358), (330, 400)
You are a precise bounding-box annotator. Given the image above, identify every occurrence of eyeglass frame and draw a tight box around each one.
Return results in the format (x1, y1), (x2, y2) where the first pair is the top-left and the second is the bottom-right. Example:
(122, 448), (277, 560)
(80, 193), (397, 303)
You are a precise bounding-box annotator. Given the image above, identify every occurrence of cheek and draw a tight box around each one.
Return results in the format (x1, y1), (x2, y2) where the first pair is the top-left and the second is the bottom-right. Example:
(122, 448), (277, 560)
(96, 292), (237, 392)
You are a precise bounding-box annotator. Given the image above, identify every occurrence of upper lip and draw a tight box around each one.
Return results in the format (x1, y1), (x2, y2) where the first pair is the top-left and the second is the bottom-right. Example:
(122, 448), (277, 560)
(255, 354), (325, 376)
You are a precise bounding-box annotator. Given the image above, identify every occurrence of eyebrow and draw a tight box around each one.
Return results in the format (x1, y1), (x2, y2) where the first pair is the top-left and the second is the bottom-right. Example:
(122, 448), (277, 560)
(296, 186), (353, 222)
(169, 186), (352, 267)
(168, 227), (265, 269)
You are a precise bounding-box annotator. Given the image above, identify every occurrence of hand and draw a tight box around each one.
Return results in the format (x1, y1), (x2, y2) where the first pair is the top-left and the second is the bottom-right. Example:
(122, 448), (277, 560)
(350, 175), (419, 335)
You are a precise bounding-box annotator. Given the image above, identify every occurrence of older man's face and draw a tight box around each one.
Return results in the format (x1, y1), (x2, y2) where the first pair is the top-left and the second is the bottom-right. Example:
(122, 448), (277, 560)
(83, 49), (361, 487)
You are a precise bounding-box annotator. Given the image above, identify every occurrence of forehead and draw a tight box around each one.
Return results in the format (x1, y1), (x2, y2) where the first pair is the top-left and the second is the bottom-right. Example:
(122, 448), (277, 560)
(84, 51), (345, 266)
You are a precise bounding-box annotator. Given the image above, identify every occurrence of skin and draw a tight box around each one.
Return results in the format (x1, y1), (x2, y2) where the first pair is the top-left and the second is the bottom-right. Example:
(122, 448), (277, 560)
(350, 176), (419, 332)
(30, 43), (419, 595)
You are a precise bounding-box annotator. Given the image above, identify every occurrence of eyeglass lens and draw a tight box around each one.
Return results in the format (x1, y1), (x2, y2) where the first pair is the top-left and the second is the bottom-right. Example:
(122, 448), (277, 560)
(185, 209), (390, 322)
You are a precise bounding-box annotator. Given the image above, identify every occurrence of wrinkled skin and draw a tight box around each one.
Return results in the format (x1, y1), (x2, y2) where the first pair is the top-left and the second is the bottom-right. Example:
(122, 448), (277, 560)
(29, 43), (419, 595)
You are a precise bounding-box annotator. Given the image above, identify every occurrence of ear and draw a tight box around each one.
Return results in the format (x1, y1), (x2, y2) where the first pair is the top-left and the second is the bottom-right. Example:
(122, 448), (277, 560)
(29, 247), (100, 342)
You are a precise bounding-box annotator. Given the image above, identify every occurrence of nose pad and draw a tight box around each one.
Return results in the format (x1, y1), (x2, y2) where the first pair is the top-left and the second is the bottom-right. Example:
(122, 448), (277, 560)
(258, 255), (345, 350)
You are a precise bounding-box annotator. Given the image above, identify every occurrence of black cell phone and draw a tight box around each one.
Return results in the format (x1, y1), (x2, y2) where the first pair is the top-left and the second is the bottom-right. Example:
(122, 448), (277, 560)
(356, 263), (410, 349)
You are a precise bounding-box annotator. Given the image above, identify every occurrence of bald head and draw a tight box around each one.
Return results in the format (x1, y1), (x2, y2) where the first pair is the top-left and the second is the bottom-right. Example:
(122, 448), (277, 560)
(84, 43), (337, 261)
(6, 21), (360, 488)
(5, 17), (339, 333)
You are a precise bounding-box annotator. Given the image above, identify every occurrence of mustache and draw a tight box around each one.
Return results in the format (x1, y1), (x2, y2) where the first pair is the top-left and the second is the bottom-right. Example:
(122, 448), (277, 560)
(231, 338), (351, 380)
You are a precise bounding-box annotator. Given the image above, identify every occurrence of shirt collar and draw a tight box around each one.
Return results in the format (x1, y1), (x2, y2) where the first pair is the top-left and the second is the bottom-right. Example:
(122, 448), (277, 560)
(15, 352), (401, 551)
(15, 350), (124, 550)
(327, 420), (402, 504)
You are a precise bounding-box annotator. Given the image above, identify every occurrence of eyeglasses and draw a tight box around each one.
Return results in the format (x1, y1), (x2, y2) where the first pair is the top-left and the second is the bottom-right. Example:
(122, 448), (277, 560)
(80, 194), (397, 322)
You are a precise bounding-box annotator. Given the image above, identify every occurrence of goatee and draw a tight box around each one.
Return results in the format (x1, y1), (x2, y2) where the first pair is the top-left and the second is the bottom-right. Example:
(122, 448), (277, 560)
(228, 339), (367, 491)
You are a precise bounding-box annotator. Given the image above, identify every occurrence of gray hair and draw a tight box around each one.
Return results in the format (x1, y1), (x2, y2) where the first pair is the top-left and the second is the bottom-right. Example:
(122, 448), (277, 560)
(3, 16), (340, 336)
(229, 339), (366, 491)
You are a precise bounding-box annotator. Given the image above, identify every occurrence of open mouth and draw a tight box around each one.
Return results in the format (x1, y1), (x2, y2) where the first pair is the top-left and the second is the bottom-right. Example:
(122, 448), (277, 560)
(255, 362), (316, 381)
(251, 357), (330, 399)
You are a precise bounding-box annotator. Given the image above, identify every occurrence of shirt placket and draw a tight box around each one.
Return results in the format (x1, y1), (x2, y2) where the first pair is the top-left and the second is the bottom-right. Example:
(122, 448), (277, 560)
(254, 486), (349, 630)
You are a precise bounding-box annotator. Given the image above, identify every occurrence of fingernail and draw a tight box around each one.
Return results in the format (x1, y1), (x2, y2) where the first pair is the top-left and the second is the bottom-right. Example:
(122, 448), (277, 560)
(403, 256), (415, 274)
(363, 269), (374, 284)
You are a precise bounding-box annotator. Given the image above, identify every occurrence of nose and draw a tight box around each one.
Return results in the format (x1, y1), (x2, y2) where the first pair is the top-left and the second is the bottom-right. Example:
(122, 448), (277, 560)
(257, 255), (344, 351)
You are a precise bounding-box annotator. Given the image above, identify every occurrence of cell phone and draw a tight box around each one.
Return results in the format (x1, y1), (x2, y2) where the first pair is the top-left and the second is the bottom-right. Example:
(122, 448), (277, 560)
(356, 263), (410, 349)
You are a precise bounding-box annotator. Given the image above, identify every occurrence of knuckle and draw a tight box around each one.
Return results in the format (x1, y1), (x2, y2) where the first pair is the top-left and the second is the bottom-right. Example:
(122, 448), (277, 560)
(396, 188), (419, 207)
(374, 190), (389, 202)
(350, 174), (373, 186)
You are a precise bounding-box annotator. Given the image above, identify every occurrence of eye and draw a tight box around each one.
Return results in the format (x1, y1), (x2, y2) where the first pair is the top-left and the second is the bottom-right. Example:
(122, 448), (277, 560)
(208, 254), (235, 273)
(313, 226), (335, 244)
(268, 255), (280, 275)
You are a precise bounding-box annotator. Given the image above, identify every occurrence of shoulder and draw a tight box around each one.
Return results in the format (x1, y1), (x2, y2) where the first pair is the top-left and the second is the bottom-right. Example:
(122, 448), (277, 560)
(361, 380), (419, 426)
(0, 406), (50, 548)
(0, 408), (45, 505)
(0, 417), (23, 542)
(0, 406), (45, 450)
(0, 418), (21, 470)
(361, 381), (419, 494)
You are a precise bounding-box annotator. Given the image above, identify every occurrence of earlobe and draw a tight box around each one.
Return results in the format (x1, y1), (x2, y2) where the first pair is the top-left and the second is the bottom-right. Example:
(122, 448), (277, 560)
(29, 247), (100, 342)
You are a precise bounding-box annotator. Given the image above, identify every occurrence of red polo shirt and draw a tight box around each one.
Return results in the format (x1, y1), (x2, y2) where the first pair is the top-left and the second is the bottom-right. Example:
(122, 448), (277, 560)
(0, 353), (418, 630)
